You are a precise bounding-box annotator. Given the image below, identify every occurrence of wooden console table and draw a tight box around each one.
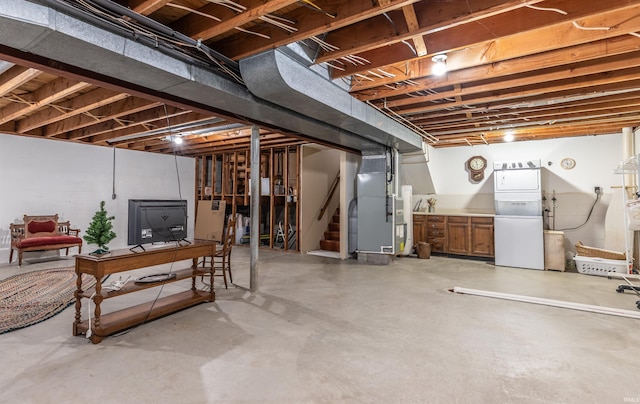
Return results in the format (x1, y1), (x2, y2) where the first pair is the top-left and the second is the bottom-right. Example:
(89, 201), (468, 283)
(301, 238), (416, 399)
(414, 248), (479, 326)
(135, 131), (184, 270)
(73, 240), (216, 344)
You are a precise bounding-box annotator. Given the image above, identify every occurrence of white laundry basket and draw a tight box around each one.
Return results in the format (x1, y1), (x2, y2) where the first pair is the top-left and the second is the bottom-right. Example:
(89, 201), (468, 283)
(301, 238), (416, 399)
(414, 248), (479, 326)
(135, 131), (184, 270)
(573, 255), (628, 277)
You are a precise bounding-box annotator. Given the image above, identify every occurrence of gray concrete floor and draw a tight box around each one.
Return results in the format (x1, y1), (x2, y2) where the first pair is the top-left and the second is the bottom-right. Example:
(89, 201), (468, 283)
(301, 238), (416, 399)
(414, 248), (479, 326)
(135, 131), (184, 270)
(1, 249), (639, 403)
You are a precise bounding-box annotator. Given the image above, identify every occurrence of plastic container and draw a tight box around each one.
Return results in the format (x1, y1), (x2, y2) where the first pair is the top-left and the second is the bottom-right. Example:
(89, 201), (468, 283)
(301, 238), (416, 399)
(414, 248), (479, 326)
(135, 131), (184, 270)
(573, 255), (628, 277)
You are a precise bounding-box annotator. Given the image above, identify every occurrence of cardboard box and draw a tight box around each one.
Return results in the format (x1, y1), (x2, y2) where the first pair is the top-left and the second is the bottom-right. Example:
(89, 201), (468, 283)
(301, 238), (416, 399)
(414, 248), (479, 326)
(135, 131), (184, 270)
(249, 178), (270, 196)
(194, 200), (226, 241)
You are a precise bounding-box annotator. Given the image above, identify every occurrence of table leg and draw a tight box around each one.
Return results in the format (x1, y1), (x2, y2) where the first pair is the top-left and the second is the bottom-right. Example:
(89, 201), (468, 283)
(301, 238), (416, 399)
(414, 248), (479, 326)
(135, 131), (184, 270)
(73, 267), (82, 336)
(191, 258), (197, 292)
(92, 276), (103, 336)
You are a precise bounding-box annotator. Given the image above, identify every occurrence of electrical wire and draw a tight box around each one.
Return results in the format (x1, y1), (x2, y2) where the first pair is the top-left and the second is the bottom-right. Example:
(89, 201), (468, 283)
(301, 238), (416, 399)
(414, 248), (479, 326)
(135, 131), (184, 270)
(572, 21), (610, 31)
(166, 3), (221, 22)
(297, 0), (336, 18)
(556, 192), (601, 231)
(525, 5), (568, 15)
(52, 0), (244, 83)
(108, 105), (192, 338)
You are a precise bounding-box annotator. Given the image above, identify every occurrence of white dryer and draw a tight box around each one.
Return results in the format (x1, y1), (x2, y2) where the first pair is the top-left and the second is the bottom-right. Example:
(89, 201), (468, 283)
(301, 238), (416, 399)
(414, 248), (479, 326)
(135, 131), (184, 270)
(493, 160), (544, 270)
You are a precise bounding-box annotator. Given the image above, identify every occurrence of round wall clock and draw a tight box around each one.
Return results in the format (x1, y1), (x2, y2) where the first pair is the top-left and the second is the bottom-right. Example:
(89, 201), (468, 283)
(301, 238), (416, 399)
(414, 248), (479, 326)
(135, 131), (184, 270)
(466, 155), (487, 181)
(560, 157), (576, 170)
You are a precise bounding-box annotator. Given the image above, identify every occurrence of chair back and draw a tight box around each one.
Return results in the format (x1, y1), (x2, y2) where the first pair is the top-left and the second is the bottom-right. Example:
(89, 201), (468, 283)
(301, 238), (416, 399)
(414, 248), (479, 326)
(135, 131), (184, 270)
(222, 217), (236, 255)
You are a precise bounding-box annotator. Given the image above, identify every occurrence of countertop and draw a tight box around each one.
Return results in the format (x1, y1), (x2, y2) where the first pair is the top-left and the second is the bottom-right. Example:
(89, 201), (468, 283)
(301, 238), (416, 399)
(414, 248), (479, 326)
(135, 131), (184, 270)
(412, 209), (495, 217)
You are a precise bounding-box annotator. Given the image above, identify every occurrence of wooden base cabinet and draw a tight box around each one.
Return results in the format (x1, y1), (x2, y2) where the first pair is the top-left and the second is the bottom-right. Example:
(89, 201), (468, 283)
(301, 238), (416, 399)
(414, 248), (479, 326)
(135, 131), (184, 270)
(413, 215), (427, 248)
(413, 214), (494, 258)
(470, 217), (494, 257)
(426, 215), (446, 253)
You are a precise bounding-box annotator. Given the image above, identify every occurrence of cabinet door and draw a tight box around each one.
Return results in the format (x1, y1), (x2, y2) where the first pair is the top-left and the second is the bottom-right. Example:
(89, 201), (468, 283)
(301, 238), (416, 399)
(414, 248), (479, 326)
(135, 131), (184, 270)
(447, 218), (469, 255)
(470, 217), (494, 257)
(412, 215), (427, 246)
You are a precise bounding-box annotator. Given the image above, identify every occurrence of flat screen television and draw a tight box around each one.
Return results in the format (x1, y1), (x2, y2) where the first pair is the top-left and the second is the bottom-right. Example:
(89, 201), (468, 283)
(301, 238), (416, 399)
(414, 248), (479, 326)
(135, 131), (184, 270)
(127, 199), (188, 246)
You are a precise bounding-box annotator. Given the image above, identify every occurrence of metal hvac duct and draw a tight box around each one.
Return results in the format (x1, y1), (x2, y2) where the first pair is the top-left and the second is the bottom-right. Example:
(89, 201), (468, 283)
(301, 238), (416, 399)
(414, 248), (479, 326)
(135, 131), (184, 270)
(240, 49), (423, 153)
(0, 0), (421, 153)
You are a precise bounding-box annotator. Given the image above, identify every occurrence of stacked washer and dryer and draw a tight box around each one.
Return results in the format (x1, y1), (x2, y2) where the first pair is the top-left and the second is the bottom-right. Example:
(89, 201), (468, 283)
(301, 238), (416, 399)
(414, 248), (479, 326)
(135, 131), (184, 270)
(493, 160), (545, 270)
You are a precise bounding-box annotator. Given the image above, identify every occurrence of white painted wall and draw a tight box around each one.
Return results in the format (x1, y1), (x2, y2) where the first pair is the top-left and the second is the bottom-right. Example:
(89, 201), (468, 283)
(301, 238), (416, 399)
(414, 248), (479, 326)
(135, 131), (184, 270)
(408, 133), (626, 258)
(299, 145), (340, 253)
(1, 131), (629, 265)
(0, 134), (195, 263)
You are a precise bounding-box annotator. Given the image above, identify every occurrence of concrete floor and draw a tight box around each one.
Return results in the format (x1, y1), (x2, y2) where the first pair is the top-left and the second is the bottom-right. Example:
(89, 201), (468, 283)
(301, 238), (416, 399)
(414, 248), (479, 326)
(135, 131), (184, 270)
(1, 249), (639, 403)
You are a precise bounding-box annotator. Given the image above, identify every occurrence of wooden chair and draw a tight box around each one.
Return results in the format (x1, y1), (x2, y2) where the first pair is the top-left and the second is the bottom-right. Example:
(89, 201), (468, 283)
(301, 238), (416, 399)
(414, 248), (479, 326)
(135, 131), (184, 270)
(202, 217), (236, 289)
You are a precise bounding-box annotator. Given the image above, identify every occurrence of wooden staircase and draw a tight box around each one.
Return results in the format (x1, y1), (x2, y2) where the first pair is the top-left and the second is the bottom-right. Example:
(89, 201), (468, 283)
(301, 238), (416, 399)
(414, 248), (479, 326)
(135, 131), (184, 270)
(319, 209), (340, 252)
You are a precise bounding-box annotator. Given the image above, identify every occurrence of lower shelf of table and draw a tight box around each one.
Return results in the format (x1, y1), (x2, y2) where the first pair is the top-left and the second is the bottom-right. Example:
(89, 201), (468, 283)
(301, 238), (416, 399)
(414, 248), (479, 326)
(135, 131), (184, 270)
(74, 289), (213, 343)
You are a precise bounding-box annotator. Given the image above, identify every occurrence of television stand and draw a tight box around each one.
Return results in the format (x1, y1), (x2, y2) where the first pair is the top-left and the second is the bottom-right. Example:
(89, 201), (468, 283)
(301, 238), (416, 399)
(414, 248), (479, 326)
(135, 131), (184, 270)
(73, 239), (217, 344)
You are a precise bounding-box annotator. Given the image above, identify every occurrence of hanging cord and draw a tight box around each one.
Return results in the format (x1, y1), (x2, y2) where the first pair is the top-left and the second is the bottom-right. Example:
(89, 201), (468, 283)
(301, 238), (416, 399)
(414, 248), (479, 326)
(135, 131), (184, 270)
(556, 191), (601, 231)
(111, 146), (117, 200)
(164, 103), (184, 205)
(86, 292), (96, 338)
(109, 105), (186, 338)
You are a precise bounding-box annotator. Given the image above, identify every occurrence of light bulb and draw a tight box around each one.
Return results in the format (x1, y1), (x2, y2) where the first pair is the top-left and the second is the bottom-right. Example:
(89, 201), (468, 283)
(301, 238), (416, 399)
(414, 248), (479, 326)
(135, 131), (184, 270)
(173, 136), (183, 145)
(503, 132), (515, 142)
(431, 54), (448, 76)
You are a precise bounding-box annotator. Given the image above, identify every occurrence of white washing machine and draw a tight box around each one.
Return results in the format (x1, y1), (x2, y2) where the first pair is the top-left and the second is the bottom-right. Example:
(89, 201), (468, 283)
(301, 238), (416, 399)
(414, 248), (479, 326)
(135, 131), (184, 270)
(494, 215), (544, 270)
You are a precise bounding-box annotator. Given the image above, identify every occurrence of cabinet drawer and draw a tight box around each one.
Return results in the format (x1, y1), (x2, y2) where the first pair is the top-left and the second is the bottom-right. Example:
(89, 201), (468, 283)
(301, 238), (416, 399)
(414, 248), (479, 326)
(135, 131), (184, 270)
(428, 229), (446, 237)
(448, 216), (469, 223)
(413, 215), (426, 223)
(427, 222), (445, 229)
(428, 238), (446, 252)
(471, 216), (494, 224)
(427, 215), (445, 222)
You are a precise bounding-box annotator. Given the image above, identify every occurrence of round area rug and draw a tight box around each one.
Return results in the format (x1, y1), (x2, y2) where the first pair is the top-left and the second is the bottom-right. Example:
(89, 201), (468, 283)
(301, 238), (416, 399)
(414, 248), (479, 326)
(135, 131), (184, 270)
(0, 268), (96, 335)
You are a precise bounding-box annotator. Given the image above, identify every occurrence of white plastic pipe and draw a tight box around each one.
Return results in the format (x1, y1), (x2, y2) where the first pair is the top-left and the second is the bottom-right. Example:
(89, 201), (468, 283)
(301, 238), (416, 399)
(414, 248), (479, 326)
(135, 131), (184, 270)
(452, 286), (640, 319)
(401, 185), (413, 255)
(621, 127), (636, 272)
(622, 126), (634, 161)
(608, 272), (640, 280)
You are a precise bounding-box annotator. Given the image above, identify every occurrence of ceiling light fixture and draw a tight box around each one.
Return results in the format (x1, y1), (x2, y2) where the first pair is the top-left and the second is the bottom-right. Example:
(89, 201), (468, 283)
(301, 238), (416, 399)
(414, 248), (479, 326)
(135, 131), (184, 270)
(431, 54), (448, 76)
(503, 131), (515, 142)
(172, 135), (184, 145)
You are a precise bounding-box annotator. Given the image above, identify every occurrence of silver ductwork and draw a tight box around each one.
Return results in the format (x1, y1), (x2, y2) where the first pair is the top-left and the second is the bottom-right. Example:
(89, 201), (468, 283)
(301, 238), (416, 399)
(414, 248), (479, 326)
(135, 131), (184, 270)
(0, 0), (422, 153)
(240, 49), (423, 153)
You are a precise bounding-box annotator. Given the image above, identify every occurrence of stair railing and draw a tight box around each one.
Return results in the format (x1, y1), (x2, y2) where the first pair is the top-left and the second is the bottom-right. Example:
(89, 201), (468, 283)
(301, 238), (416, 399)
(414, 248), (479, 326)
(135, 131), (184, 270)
(318, 171), (340, 220)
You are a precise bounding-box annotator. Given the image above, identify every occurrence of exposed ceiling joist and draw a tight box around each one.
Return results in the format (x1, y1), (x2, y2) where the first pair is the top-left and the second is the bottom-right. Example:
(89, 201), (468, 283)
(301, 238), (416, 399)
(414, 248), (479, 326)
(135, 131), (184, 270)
(0, 0), (638, 151)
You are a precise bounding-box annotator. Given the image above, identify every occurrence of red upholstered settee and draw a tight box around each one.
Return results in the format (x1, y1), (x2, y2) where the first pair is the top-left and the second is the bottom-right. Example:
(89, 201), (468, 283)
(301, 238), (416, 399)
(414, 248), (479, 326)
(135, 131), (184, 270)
(9, 214), (83, 266)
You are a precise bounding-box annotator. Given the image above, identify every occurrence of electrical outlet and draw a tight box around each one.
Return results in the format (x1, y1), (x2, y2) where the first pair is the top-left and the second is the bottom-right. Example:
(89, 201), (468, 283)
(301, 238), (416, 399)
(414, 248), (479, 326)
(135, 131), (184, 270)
(595, 186), (601, 194)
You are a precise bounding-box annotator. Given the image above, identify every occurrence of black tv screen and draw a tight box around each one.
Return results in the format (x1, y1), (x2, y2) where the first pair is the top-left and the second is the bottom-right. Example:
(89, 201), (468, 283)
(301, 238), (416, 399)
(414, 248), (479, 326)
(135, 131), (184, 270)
(127, 199), (188, 246)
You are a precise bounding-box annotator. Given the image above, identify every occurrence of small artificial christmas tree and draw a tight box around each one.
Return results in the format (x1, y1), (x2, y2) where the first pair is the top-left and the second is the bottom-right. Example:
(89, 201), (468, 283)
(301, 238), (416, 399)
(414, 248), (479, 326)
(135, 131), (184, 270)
(84, 200), (117, 255)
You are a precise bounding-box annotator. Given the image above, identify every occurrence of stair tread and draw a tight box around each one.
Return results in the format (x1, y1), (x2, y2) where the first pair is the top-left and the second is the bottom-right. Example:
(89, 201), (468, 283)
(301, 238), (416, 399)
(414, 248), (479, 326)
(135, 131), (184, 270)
(324, 231), (340, 241)
(320, 239), (340, 252)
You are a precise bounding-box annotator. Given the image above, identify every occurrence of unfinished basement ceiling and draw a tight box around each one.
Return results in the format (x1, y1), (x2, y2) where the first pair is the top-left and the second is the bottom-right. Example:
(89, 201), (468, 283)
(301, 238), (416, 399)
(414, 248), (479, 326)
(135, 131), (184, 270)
(0, 0), (639, 155)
